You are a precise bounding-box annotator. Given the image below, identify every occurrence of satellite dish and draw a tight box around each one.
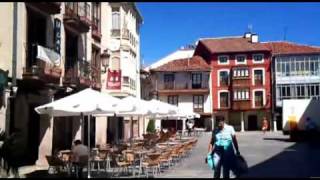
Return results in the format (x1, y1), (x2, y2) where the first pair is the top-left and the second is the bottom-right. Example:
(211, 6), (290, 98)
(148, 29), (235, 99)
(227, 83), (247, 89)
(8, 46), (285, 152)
(109, 39), (120, 51)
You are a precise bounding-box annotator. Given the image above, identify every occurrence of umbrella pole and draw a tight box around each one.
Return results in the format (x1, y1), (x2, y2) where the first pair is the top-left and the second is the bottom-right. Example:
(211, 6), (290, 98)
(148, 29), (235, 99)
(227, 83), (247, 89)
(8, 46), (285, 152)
(131, 116), (133, 147)
(88, 114), (91, 178)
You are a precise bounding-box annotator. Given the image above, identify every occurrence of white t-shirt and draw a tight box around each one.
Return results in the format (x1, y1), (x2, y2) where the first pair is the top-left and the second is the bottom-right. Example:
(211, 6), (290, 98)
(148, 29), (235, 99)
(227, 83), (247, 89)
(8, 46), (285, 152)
(187, 122), (193, 129)
(72, 144), (89, 162)
(213, 123), (235, 150)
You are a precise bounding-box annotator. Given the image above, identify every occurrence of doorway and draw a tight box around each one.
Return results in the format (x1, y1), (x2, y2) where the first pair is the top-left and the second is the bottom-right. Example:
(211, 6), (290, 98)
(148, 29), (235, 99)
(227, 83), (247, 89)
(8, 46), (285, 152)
(107, 116), (124, 144)
(65, 31), (78, 70)
(248, 115), (258, 130)
(26, 104), (40, 165)
(27, 8), (47, 68)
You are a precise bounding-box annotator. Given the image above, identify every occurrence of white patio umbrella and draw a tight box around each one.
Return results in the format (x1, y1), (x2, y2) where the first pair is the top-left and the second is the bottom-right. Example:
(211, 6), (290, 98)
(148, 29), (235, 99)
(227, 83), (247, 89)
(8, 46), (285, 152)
(34, 88), (135, 178)
(157, 107), (200, 119)
(35, 88), (129, 116)
(113, 96), (154, 143)
(147, 99), (178, 116)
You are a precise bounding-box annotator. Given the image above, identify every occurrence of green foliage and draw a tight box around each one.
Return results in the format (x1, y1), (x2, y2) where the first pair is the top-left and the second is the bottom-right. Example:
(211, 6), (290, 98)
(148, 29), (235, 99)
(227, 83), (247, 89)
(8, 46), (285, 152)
(146, 119), (156, 133)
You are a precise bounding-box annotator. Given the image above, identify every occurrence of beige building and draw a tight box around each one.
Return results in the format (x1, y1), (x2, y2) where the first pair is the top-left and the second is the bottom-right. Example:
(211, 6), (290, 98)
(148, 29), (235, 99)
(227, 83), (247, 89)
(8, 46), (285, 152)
(99, 2), (143, 144)
(0, 2), (143, 167)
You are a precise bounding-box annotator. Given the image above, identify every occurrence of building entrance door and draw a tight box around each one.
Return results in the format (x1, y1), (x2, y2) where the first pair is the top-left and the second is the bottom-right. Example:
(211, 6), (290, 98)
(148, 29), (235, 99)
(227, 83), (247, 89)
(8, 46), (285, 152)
(248, 115), (258, 130)
(26, 104), (40, 165)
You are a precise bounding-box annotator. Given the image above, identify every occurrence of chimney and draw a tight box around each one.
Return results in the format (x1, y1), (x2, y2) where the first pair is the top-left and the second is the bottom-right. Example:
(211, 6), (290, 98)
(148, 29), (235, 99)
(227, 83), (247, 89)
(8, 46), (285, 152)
(244, 32), (251, 39)
(251, 33), (258, 43)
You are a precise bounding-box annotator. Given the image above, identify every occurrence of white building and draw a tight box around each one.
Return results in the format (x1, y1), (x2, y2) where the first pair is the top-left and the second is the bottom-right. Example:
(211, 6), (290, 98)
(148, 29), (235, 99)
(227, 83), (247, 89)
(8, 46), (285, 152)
(148, 55), (213, 131)
(264, 41), (320, 130)
(145, 46), (194, 71)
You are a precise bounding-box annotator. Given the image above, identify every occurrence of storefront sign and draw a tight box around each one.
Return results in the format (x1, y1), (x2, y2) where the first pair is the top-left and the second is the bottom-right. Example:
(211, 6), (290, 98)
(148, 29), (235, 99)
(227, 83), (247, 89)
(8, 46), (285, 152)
(54, 18), (61, 54)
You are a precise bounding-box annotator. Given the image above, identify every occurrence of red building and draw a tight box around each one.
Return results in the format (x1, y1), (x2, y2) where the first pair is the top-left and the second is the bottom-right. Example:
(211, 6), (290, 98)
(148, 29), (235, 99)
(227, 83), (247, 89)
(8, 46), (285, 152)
(194, 33), (272, 131)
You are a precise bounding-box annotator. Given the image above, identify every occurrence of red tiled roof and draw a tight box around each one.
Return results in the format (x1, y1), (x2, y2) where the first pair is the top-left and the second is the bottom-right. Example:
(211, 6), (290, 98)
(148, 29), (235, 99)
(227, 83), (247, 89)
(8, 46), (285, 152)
(264, 41), (320, 55)
(151, 56), (211, 72)
(199, 37), (270, 54)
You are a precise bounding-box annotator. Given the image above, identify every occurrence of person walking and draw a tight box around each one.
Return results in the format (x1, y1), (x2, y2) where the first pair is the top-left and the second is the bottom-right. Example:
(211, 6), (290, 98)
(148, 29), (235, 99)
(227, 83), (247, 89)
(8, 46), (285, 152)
(262, 117), (269, 135)
(187, 120), (194, 136)
(208, 117), (240, 178)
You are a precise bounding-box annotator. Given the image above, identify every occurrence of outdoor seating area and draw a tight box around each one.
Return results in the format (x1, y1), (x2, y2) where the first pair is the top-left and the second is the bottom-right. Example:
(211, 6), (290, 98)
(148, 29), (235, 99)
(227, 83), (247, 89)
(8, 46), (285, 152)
(46, 133), (198, 178)
(34, 88), (201, 178)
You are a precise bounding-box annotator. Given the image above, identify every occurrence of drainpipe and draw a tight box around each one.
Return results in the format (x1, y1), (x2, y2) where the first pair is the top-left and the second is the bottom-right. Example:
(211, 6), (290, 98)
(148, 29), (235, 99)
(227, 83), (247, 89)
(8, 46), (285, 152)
(12, 2), (17, 87)
(6, 2), (18, 136)
(271, 56), (277, 131)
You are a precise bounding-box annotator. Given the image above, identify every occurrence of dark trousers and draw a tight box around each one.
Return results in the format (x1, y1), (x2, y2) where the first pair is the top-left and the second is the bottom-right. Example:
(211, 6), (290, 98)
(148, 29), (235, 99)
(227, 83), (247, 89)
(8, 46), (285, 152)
(188, 128), (192, 136)
(73, 163), (83, 178)
(213, 147), (235, 178)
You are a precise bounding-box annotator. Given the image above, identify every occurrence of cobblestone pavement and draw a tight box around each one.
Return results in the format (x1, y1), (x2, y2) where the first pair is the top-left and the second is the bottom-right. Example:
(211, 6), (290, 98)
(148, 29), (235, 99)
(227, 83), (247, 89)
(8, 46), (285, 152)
(158, 131), (320, 178)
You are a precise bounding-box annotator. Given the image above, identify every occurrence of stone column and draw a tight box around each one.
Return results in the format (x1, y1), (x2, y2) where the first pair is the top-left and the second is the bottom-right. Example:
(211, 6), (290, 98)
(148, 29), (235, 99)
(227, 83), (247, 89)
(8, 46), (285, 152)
(211, 115), (215, 131)
(273, 115), (278, 132)
(241, 112), (245, 132)
(182, 119), (186, 132)
(73, 116), (82, 142)
(36, 92), (54, 166)
(95, 117), (107, 145)
(0, 89), (10, 132)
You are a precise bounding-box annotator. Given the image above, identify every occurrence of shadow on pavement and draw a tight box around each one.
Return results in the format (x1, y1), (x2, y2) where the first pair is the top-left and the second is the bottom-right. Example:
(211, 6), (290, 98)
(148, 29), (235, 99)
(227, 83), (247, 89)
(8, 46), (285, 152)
(25, 170), (117, 178)
(25, 170), (71, 178)
(239, 140), (320, 178)
(263, 137), (294, 142)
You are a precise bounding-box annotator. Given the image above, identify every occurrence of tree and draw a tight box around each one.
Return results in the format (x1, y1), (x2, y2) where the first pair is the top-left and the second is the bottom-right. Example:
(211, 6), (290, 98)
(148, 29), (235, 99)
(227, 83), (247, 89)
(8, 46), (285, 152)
(146, 119), (156, 133)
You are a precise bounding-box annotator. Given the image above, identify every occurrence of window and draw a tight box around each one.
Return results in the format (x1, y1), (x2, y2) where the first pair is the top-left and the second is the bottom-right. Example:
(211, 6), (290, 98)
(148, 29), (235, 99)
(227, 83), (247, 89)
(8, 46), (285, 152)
(219, 71), (229, 86)
(254, 69), (263, 85)
(233, 68), (249, 78)
(233, 89), (249, 100)
(193, 95), (204, 112)
(111, 57), (120, 70)
(236, 55), (246, 64)
(92, 2), (101, 33)
(123, 76), (129, 86)
(254, 91), (263, 107)
(192, 73), (202, 89)
(219, 92), (229, 108)
(253, 54), (264, 63)
(112, 7), (120, 30)
(276, 56), (320, 77)
(164, 74), (174, 89)
(167, 95), (178, 106)
(218, 56), (229, 64)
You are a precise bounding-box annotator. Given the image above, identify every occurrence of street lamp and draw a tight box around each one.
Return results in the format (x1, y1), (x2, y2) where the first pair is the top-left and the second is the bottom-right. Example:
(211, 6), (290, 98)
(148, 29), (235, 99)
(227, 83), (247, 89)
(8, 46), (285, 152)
(100, 49), (110, 73)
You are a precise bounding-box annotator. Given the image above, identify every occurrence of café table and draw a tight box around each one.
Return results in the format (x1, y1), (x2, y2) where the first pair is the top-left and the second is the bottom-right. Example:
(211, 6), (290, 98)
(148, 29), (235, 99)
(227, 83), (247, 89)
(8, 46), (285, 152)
(133, 149), (153, 177)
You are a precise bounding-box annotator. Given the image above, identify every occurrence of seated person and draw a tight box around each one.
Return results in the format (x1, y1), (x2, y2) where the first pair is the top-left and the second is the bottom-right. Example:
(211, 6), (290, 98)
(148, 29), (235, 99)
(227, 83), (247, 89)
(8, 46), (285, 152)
(71, 140), (89, 178)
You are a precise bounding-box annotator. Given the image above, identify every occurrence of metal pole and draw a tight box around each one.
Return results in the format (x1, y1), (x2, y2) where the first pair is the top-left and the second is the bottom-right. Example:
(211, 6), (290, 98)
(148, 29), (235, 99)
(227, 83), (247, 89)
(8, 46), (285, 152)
(87, 114), (91, 178)
(131, 116), (133, 146)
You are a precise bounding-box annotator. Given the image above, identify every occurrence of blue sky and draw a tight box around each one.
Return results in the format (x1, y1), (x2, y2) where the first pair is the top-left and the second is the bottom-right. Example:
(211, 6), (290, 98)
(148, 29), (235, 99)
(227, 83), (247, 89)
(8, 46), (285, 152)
(137, 2), (320, 66)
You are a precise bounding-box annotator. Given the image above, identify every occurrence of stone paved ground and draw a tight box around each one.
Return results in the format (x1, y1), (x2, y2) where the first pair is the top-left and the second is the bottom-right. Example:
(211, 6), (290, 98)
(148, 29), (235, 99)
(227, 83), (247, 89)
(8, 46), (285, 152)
(158, 131), (320, 178)
(12, 130), (320, 178)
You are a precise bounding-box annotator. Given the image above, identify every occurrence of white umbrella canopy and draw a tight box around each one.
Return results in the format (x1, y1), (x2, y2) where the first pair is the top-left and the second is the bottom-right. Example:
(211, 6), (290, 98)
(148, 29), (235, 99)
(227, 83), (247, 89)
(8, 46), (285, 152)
(147, 99), (179, 117)
(114, 96), (154, 116)
(172, 107), (201, 119)
(35, 88), (134, 117)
